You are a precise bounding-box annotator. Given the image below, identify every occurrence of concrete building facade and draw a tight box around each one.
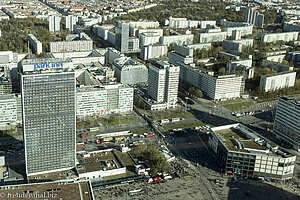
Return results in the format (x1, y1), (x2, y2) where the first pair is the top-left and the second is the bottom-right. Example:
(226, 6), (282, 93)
(113, 57), (148, 85)
(262, 32), (299, 43)
(209, 123), (296, 181)
(28, 34), (43, 55)
(76, 85), (133, 116)
(148, 60), (180, 109)
(21, 59), (76, 176)
(273, 97), (300, 151)
(140, 45), (168, 60)
(260, 71), (296, 92)
(49, 15), (61, 32)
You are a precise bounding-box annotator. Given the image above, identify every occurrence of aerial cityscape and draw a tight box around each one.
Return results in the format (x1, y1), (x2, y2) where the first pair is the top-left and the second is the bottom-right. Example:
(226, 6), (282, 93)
(0, 0), (300, 199)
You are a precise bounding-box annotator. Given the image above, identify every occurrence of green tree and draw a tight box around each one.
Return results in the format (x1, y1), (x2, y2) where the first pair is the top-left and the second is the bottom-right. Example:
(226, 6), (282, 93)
(194, 89), (203, 98)
(218, 67), (226, 74)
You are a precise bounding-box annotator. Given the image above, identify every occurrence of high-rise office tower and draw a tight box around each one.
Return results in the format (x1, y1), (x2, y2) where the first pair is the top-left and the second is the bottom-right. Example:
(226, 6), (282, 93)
(66, 15), (77, 31)
(148, 60), (180, 108)
(115, 21), (130, 52)
(20, 59), (76, 176)
(273, 96), (300, 151)
(49, 15), (61, 32)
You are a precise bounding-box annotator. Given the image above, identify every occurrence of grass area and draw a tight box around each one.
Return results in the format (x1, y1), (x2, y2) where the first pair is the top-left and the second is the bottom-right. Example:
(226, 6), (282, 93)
(131, 129), (150, 135)
(100, 116), (136, 126)
(162, 121), (206, 131)
(150, 109), (192, 120)
(115, 151), (135, 166)
(223, 101), (254, 112)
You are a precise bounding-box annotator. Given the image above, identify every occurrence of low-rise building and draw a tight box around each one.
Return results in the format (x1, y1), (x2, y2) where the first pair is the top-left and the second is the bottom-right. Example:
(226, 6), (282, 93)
(260, 71), (296, 92)
(0, 180), (94, 199)
(208, 123), (296, 181)
(76, 149), (135, 180)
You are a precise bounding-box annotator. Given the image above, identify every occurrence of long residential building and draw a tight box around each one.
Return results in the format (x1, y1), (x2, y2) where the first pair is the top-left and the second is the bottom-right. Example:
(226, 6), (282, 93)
(260, 71), (296, 92)
(261, 32), (299, 43)
(50, 33), (93, 53)
(76, 84), (133, 117)
(209, 123), (296, 181)
(179, 63), (243, 101)
(28, 34), (43, 55)
(273, 97), (300, 151)
(198, 32), (228, 43)
(159, 34), (194, 46)
(222, 39), (254, 52)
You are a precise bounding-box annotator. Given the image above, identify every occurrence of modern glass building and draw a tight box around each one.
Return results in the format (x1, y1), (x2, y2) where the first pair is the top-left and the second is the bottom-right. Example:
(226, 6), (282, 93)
(21, 66), (76, 176)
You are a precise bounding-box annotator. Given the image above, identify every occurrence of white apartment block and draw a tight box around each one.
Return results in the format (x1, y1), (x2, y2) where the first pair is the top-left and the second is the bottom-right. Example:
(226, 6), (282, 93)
(140, 45), (168, 60)
(224, 26), (253, 37)
(179, 64), (242, 101)
(222, 39), (254, 52)
(198, 32), (227, 43)
(66, 15), (78, 31)
(226, 59), (254, 79)
(76, 85), (133, 116)
(49, 15), (61, 32)
(129, 21), (160, 29)
(201, 74), (243, 101)
(261, 32), (299, 43)
(139, 32), (160, 46)
(187, 43), (212, 51)
(159, 34), (194, 46)
(260, 71), (296, 92)
(50, 40), (93, 53)
(148, 61), (180, 108)
(273, 97), (300, 151)
(28, 34), (43, 55)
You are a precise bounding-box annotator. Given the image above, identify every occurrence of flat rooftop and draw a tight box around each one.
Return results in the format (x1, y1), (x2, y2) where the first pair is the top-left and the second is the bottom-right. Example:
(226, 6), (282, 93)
(27, 169), (76, 182)
(77, 150), (135, 174)
(0, 180), (93, 200)
(215, 127), (267, 152)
